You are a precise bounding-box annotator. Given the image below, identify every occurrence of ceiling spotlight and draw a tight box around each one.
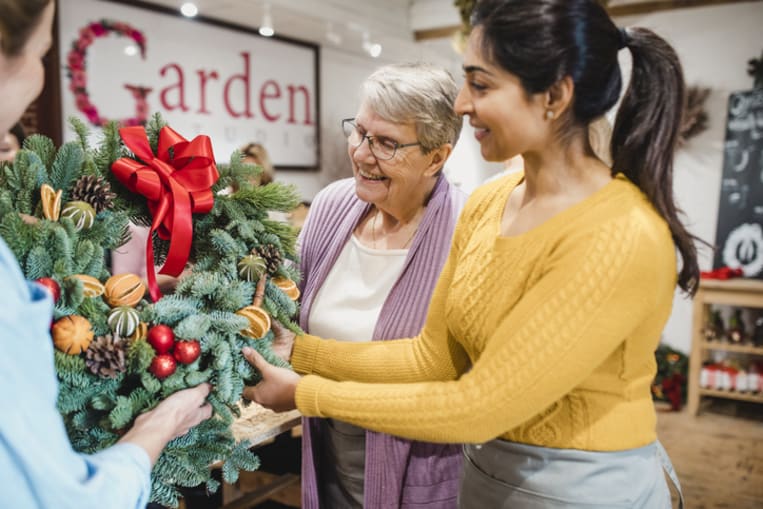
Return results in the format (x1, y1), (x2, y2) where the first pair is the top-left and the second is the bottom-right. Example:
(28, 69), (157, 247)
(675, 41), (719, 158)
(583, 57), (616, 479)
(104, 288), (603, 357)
(124, 44), (138, 57)
(368, 43), (382, 58)
(180, 2), (198, 18)
(259, 3), (275, 37)
(362, 32), (382, 58)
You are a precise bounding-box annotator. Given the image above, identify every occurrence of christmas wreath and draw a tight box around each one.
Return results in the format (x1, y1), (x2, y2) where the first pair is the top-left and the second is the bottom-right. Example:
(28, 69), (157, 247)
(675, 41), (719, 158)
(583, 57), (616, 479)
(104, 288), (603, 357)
(0, 114), (302, 506)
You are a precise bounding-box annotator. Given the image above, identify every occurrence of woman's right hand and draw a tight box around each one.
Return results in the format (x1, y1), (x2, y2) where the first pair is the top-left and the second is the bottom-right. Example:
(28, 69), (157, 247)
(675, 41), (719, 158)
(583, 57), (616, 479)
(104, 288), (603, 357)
(271, 320), (296, 363)
(153, 383), (214, 440)
(119, 383), (213, 465)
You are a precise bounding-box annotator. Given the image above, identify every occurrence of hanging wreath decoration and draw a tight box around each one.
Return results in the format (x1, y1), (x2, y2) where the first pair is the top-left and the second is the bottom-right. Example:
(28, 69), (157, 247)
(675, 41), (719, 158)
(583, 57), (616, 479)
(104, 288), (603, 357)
(66, 20), (151, 127)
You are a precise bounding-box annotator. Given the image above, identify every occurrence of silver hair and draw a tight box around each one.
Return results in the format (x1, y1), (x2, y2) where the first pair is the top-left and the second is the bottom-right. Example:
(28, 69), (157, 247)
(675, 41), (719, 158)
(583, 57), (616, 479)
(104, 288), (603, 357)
(361, 62), (462, 153)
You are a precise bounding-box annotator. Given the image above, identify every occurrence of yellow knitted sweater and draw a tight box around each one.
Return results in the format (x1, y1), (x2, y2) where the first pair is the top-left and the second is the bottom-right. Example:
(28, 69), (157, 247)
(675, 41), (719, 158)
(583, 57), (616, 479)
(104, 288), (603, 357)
(292, 172), (677, 451)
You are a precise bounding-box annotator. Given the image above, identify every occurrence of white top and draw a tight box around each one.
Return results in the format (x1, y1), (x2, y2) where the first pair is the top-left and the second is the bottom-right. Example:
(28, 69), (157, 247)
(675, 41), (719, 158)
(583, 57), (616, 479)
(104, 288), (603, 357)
(308, 235), (408, 342)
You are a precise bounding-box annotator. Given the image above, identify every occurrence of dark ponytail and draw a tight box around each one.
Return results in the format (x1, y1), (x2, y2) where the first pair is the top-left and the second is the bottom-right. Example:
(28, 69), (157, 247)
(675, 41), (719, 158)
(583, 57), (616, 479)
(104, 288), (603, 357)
(611, 29), (700, 295)
(472, 0), (700, 296)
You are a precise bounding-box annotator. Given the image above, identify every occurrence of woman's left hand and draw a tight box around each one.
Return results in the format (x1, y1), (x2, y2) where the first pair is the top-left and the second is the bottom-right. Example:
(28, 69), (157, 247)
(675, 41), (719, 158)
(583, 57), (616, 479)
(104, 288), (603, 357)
(241, 347), (301, 412)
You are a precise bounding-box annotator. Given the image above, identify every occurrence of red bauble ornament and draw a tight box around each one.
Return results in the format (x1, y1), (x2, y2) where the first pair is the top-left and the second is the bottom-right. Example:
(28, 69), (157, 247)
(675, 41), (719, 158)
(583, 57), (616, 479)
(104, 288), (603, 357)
(173, 340), (201, 365)
(36, 277), (61, 303)
(147, 324), (175, 354)
(149, 354), (177, 379)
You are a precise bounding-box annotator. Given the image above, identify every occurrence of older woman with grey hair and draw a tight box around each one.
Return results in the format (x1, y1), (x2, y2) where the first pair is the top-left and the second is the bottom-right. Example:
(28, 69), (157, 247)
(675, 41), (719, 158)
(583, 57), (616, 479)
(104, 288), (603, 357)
(296, 62), (466, 509)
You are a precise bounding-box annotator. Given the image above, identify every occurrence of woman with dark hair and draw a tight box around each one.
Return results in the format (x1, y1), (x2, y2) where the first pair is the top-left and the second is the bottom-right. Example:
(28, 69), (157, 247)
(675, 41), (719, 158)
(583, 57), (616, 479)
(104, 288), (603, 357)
(244, 0), (696, 507)
(0, 2), (212, 507)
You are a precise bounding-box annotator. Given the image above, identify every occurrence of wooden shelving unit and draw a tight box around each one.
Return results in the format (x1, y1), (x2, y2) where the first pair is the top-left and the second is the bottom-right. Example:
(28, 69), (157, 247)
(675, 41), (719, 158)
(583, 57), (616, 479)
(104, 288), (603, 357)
(687, 279), (763, 415)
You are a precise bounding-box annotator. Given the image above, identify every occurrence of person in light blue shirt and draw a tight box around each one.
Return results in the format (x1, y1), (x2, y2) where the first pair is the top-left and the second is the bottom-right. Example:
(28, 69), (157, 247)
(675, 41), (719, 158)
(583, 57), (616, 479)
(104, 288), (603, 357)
(0, 2), (213, 508)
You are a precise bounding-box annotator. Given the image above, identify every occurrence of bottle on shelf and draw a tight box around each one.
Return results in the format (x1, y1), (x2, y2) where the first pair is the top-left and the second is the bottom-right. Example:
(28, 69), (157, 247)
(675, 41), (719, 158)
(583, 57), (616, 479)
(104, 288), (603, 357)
(727, 308), (746, 344)
(703, 309), (725, 342)
(753, 316), (763, 347)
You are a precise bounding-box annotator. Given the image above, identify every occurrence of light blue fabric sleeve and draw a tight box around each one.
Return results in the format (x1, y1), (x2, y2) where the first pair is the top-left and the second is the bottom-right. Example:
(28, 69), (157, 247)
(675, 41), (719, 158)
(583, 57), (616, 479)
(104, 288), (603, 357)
(0, 237), (152, 509)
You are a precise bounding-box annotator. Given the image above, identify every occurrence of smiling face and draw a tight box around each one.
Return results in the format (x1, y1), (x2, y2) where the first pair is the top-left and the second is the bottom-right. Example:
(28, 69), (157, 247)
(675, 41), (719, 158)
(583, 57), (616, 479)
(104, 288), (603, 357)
(0, 2), (54, 135)
(349, 101), (443, 212)
(454, 27), (548, 163)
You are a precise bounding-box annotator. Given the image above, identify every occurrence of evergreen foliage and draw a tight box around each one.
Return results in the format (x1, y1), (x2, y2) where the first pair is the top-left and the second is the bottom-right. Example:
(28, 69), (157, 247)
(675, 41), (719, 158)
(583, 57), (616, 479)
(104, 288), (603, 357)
(0, 116), (302, 506)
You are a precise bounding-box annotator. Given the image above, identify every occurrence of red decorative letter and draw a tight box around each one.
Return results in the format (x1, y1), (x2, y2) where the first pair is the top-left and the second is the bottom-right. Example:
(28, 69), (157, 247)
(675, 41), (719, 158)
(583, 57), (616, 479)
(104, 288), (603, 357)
(287, 85), (312, 125)
(196, 69), (219, 115)
(224, 52), (253, 118)
(66, 20), (152, 126)
(159, 63), (189, 112)
(259, 80), (282, 122)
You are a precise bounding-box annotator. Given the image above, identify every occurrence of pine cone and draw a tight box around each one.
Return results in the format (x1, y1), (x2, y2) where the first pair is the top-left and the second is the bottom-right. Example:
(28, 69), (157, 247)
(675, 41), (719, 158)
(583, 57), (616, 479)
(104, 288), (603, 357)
(70, 175), (116, 213)
(254, 244), (282, 275)
(85, 335), (127, 379)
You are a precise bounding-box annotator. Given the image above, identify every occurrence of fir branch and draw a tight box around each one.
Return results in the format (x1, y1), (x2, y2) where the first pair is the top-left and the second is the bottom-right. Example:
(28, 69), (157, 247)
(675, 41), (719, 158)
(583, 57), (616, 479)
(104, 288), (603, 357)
(184, 368), (212, 386)
(160, 369), (188, 397)
(25, 246), (53, 280)
(208, 229), (246, 258)
(149, 478), (179, 509)
(4, 150), (46, 214)
(92, 121), (124, 175)
(208, 311), (250, 335)
(145, 113), (167, 155)
(23, 134), (57, 170)
(0, 212), (30, 258)
(261, 218), (298, 258)
(129, 339), (157, 373)
(68, 116), (92, 155)
(77, 295), (110, 336)
(54, 351), (90, 388)
(233, 182), (300, 213)
(210, 279), (252, 312)
(109, 395), (135, 429)
(144, 295), (203, 325)
(174, 314), (212, 340)
(59, 274), (85, 311)
(72, 239), (96, 274)
(49, 142), (85, 201)
(91, 392), (117, 412)
(140, 371), (162, 393)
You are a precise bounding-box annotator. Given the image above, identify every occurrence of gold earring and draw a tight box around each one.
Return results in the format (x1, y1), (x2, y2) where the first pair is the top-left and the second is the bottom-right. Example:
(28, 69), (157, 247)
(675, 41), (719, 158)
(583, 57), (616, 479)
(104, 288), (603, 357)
(545, 110), (554, 120)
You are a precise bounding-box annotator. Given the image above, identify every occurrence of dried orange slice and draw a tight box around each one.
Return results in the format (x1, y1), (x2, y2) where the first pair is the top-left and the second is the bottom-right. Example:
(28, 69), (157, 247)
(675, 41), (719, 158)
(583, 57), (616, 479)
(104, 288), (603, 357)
(272, 276), (300, 301)
(236, 305), (272, 339)
(104, 273), (146, 308)
(69, 274), (105, 297)
(40, 184), (62, 221)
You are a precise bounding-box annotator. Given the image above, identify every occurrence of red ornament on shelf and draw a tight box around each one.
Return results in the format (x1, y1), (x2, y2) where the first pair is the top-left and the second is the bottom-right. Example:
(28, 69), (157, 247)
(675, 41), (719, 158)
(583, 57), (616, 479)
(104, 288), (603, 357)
(149, 354), (177, 379)
(173, 340), (201, 365)
(147, 324), (175, 354)
(35, 277), (61, 303)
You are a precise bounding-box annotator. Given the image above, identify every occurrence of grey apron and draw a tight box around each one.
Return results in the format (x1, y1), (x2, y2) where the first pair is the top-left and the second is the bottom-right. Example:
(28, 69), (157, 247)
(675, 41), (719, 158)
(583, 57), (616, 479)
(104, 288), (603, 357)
(458, 439), (684, 509)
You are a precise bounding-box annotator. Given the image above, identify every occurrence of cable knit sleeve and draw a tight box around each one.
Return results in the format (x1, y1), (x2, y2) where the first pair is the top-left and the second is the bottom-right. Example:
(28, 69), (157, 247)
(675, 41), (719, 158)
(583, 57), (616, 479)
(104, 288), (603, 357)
(294, 202), (676, 445)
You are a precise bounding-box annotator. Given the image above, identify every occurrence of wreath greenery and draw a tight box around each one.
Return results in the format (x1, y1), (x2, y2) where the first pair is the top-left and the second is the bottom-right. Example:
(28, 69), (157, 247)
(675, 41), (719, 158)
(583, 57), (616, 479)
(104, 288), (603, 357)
(0, 114), (302, 507)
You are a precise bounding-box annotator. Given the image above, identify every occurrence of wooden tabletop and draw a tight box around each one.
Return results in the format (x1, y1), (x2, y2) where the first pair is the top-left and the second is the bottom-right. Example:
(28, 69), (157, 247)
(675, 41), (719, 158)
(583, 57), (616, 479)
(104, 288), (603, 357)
(231, 402), (302, 448)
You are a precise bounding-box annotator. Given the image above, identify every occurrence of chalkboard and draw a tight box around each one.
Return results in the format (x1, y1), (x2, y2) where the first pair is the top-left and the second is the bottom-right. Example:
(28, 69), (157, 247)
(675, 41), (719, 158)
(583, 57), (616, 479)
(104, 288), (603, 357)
(713, 88), (763, 279)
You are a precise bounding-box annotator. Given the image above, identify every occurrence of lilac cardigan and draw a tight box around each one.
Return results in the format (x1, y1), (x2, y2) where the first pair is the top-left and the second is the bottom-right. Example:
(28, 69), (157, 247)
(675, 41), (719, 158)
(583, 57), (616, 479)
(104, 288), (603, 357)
(297, 175), (466, 509)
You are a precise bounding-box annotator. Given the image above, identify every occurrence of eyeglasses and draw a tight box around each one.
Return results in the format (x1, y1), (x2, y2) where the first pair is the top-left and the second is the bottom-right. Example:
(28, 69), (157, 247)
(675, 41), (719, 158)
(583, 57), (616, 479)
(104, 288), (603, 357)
(341, 118), (421, 161)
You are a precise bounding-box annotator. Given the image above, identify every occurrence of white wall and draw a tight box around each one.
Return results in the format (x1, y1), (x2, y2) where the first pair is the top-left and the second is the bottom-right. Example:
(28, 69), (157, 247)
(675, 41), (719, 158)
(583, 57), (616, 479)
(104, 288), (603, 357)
(614, 2), (763, 353)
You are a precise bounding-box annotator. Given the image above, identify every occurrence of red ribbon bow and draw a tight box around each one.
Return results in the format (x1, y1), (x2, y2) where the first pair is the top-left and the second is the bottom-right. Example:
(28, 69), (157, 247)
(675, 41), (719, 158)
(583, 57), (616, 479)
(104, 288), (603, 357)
(112, 126), (219, 302)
